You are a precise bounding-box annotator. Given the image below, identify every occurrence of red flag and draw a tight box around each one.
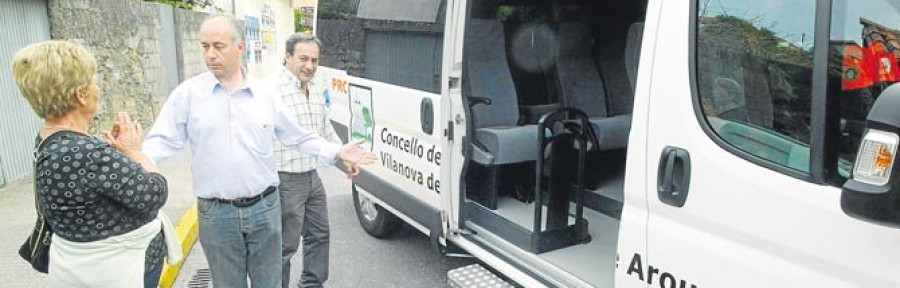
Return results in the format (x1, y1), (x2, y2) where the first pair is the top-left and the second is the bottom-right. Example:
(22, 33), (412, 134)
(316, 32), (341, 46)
(869, 41), (900, 83)
(884, 32), (900, 59)
(842, 43), (873, 90)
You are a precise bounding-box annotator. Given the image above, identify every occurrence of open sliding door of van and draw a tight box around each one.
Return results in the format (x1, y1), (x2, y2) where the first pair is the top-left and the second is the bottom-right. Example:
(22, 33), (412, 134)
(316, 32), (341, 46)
(441, 0), (468, 242)
(455, 0), (652, 287)
(640, 0), (900, 287)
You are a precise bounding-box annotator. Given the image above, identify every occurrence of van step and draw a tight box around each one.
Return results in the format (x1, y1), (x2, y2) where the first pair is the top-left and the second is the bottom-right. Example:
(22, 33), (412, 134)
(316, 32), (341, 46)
(448, 264), (517, 288)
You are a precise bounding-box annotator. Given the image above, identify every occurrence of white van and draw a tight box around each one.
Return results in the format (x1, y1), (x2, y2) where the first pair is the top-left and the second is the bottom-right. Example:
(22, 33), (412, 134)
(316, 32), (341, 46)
(317, 0), (900, 286)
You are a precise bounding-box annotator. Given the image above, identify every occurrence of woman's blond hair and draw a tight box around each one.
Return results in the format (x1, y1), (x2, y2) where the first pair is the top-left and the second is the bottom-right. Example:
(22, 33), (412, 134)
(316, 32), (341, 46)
(11, 40), (98, 119)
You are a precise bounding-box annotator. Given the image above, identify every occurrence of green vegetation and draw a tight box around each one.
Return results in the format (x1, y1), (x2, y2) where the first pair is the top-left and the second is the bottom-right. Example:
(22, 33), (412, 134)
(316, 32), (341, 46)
(295, 9), (314, 33)
(318, 0), (355, 20)
(699, 15), (812, 66)
(497, 6), (513, 21)
(146, 0), (212, 10)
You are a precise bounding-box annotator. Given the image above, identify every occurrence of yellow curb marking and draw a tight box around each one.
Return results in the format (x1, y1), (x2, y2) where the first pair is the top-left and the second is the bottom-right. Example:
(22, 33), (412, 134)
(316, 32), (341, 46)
(158, 203), (199, 288)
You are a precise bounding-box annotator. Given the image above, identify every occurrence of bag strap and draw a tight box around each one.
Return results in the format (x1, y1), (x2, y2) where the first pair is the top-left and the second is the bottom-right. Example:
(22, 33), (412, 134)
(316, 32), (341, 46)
(32, 130), (87, 221)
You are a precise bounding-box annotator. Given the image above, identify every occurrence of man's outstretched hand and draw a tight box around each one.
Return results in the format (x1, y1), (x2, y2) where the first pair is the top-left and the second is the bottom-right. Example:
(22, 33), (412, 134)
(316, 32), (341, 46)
(338, 139), (377, 179)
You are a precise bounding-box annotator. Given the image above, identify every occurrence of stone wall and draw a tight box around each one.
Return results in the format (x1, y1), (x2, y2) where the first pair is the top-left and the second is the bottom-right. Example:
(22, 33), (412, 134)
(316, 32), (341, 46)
(317, 19), (366, 76)
(175, 8), (209, 82)
(48, 0), (208, 134)
(49, 0), (163, 133)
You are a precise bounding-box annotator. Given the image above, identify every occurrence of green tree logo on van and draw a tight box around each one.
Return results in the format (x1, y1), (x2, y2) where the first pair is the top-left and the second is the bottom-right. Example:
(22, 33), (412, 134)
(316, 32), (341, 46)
(351, 106), (374, 143)
(361, 106), (374, 142)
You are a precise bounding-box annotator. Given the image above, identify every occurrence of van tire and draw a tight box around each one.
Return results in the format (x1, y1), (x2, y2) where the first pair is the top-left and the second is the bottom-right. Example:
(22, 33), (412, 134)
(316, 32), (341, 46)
(352, 186), (403, 238)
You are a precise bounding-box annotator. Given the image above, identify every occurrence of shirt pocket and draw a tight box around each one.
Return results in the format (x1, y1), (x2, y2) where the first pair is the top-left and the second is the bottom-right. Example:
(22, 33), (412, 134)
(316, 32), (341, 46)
(234, 117), (275, 158)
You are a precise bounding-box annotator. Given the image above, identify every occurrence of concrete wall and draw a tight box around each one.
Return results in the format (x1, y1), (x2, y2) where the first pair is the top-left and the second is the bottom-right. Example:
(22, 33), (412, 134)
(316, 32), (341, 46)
(174, 8), (209, 82)
(237, 0), (295, 80)
(274, 0), (295, 70)
(195, 0), (296, 80)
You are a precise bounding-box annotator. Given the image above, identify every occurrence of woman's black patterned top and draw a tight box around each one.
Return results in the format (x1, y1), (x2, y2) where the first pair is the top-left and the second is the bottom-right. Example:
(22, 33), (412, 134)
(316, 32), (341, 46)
(35, 131), (169, 276)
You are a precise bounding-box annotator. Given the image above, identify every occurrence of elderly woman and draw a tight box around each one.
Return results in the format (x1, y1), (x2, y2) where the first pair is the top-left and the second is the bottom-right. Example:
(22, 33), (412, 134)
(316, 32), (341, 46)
(11, 40), (180, 287)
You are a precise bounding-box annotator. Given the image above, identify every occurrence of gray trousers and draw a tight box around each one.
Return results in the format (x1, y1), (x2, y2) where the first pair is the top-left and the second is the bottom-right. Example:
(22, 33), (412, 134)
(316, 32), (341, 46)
(278, 171), (329, 288)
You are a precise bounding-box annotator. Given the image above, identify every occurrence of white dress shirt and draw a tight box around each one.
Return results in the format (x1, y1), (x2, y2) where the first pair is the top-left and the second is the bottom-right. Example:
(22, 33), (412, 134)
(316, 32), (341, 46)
(143, 72), (340, 199)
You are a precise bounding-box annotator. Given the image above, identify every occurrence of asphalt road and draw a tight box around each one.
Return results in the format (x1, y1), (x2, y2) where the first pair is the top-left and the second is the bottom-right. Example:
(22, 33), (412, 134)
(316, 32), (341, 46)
(174, 166), (476, 287)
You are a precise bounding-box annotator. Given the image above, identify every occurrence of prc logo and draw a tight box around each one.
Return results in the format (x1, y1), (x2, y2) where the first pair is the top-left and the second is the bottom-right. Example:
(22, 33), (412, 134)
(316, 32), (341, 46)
(331, 78), (348, 94)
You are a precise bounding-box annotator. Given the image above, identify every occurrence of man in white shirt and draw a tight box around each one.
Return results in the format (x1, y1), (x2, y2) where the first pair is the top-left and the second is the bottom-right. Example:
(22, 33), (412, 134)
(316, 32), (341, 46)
(142, 15), (374, 288)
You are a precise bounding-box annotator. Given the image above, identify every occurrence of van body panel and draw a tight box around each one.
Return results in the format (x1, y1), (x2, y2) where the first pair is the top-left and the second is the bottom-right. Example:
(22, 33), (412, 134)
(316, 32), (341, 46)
(354, 169), (443, 235)
(320, 0), (900, 286)
(321, 67), (444, 232)
(615, 0), (663, 286)
(641, 1), (900, 287)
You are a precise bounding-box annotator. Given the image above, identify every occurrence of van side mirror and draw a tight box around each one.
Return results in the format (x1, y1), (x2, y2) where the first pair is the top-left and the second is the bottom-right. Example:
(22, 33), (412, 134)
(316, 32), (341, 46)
(842, 83), (900, 228)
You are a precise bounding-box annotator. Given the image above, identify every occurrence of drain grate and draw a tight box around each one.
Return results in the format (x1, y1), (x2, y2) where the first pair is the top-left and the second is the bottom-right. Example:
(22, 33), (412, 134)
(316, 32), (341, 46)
(188, 268), (212, 288)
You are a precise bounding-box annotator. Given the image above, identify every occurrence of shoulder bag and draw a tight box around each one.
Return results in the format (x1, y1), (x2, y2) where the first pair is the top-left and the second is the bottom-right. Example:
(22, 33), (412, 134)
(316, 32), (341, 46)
(17, 131), (72, 273)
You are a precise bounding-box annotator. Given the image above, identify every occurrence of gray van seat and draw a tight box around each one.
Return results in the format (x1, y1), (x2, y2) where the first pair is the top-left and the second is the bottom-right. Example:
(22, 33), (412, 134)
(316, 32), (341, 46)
(467, 19), (538, 165)
(475, 126), (539, 164)
(587, 115), (632, 151)
(557, 22), (631, 151)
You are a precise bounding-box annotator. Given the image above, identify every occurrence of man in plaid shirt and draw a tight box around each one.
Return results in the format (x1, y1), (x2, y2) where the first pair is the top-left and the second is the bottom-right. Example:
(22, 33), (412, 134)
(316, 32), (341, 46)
(271, 33), (350, 288)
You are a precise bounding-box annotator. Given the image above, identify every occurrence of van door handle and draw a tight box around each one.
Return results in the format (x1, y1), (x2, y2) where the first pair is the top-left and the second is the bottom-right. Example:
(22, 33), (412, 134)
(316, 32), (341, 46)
(657, 146), (691, 207)
(421, 98), (434, 135)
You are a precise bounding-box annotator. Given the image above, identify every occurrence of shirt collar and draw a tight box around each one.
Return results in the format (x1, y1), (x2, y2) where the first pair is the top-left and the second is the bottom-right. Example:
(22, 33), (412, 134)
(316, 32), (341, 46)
(204, 69), (257, 96)
(279, 65), (317, 92)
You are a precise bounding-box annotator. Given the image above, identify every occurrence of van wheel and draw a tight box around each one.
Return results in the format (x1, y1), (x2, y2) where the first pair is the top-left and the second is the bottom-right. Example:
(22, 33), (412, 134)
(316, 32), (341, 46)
(352, 186), (402, 238)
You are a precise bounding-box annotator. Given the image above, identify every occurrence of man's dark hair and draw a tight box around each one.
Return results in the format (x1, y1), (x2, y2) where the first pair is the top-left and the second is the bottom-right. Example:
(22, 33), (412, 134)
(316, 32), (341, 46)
(286, 33), (322, 55)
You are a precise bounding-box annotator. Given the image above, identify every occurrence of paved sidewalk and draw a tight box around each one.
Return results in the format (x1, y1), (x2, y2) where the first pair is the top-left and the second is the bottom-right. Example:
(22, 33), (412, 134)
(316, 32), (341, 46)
(0, 150), (195, 287)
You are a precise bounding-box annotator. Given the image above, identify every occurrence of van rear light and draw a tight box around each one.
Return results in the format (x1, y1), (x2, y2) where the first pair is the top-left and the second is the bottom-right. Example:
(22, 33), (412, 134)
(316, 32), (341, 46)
(853, 129), (899, 186)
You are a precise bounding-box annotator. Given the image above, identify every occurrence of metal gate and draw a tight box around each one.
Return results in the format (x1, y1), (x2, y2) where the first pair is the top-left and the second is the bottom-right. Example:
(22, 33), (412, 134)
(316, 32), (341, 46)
(0, 0), (50, 186)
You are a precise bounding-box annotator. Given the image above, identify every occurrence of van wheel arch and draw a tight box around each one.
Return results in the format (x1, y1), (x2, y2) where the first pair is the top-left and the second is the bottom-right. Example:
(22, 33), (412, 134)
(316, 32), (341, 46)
(352, 185), (403, 238)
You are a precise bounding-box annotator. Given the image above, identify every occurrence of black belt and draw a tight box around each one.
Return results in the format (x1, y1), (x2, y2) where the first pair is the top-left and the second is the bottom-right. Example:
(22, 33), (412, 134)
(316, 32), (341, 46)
(207, 186), (277, 207)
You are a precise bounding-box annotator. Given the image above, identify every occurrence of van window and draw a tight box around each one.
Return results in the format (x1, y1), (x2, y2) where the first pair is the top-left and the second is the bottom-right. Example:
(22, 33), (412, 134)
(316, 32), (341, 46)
(363, 30), (444, 93)
(829, 0), (900, 179)
(317, 0), (446, 94)
(696, 0), (816, 173)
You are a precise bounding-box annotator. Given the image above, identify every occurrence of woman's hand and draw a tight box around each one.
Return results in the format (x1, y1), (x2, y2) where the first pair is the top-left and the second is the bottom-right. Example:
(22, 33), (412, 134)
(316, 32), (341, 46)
(103, 111), (158, 173)
(104, 111), (143, 153)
